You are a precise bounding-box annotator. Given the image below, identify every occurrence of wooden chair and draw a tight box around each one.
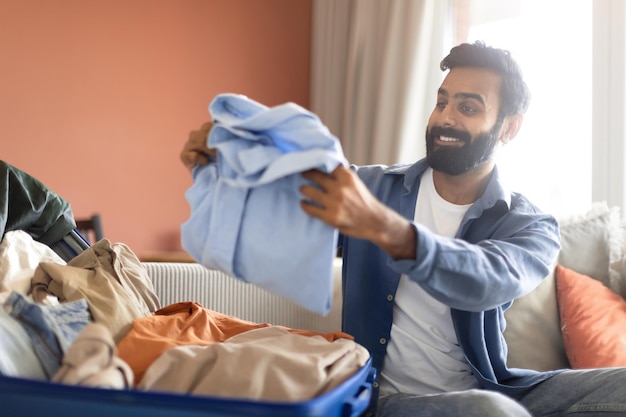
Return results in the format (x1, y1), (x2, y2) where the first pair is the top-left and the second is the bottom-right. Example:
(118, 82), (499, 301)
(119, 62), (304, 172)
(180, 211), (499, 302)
(74, 213), (104, 245)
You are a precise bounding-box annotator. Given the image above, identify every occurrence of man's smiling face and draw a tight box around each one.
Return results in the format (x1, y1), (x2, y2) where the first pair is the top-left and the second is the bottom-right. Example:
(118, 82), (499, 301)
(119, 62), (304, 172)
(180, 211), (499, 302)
(425, 67), (504, 175)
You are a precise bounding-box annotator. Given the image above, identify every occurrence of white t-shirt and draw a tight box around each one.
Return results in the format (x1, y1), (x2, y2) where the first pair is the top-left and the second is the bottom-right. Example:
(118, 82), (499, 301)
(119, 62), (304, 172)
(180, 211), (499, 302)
(378, 167), (480, 396)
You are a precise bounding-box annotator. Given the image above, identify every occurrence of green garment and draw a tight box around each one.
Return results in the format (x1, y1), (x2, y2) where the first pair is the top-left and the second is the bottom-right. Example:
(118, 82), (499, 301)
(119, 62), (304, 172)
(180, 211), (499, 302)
(0, 160), (76, 245)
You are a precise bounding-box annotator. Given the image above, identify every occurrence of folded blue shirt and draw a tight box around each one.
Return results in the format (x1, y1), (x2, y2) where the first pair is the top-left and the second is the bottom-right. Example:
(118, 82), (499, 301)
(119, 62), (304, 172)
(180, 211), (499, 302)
(181, 94), (347, 314)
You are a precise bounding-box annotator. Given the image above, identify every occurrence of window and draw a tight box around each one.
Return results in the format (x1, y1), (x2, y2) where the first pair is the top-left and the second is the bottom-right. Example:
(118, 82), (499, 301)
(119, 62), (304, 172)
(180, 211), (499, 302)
(455, 0), (592, 216)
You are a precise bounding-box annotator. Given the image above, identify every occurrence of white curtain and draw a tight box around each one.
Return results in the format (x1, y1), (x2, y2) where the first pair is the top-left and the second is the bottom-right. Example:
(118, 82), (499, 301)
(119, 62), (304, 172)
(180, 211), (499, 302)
(310, 0), (453, 166)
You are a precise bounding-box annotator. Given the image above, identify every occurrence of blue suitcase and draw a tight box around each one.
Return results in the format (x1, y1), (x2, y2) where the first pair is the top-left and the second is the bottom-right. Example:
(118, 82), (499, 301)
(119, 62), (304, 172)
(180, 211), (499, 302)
(0, 357), (374, 417)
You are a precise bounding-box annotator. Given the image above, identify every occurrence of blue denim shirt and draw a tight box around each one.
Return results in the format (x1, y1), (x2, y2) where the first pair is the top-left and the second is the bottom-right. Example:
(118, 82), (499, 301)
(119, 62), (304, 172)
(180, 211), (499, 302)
(340, 159), (562, 409)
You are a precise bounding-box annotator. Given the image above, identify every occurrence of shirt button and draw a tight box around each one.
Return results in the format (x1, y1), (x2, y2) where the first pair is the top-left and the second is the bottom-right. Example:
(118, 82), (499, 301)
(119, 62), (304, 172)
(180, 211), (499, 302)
(379, 337), (387, 345)
(386, 294), (393, 301)
(373, 381), (379, 388)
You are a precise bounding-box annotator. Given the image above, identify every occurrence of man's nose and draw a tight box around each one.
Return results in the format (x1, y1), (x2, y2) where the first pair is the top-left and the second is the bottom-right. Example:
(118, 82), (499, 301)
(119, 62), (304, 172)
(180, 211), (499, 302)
(438, 106), (457, 127)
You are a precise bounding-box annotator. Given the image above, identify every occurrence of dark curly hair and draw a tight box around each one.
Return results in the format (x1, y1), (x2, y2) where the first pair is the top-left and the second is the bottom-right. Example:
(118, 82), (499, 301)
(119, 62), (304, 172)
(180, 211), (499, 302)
(440, 41), (530, 117)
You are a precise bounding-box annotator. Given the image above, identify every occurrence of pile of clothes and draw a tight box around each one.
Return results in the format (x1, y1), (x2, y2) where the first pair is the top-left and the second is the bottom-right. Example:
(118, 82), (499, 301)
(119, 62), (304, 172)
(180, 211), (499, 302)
(0, 232), (369, 401)
(0, 157), (368, 402)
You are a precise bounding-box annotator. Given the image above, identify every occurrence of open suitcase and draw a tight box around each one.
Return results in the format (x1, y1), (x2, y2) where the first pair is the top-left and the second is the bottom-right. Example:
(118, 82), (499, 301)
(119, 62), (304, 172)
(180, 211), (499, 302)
(0, 161), (376, 416)
(0, 357), (374, 417)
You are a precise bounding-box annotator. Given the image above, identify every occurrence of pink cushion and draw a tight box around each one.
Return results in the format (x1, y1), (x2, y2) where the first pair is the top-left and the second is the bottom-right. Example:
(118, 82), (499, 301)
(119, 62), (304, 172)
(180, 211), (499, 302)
(556, 264), (626, 368)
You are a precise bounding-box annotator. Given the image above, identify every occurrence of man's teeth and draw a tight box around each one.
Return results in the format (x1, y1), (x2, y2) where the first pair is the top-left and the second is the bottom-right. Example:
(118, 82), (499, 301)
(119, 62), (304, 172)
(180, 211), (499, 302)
(439, 136), (460, 142)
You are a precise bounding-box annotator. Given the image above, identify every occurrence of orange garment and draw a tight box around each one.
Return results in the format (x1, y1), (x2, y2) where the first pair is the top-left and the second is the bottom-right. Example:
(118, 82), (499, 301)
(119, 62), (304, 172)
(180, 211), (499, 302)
(117, 302), (352, 384)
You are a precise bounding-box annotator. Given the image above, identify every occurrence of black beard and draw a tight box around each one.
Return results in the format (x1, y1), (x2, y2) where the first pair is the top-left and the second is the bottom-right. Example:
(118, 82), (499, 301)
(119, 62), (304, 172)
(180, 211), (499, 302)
(425, 122), (502, 175)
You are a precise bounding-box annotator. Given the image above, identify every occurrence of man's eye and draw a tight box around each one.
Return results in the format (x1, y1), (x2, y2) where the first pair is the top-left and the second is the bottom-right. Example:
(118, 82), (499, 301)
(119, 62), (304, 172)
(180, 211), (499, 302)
(460, 105), (477, 114)
(436, 102), (447, 109)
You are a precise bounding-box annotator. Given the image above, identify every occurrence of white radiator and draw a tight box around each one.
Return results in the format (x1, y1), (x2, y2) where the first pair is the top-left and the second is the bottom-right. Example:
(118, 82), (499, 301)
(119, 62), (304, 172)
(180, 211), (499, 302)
(144, 259), (343, 334)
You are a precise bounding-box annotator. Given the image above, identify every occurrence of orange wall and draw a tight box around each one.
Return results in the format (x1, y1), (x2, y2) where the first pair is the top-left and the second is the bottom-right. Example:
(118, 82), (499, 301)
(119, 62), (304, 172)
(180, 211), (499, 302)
(0, 0), (311, 257)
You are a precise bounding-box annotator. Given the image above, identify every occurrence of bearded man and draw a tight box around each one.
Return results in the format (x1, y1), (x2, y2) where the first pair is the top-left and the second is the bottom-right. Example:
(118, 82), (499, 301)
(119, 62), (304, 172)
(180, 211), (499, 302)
(182, 42), (626, 417)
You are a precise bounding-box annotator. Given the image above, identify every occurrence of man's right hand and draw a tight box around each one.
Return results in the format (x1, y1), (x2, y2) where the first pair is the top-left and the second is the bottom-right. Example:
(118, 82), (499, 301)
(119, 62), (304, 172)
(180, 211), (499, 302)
(180, 121), (217, 171)
(300, 165), (417, 260)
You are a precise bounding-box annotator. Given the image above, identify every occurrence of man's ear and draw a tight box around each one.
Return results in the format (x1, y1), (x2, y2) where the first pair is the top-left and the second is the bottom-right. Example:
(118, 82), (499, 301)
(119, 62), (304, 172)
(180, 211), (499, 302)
(499, 114), (523, 144)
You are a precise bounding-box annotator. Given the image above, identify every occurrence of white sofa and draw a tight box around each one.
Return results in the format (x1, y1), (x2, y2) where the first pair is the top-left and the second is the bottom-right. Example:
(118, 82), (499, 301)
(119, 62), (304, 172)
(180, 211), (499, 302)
(146, 202), (626, 373)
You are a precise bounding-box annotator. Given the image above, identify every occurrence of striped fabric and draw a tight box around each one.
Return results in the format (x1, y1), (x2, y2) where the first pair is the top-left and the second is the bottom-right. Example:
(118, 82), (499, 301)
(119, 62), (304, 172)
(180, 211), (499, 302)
(49, 230), (90, 261)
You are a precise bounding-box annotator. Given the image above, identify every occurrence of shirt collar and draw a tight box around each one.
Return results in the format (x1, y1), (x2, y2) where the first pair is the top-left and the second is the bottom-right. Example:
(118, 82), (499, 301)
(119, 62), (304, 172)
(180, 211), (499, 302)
(384, 158), (511, 210)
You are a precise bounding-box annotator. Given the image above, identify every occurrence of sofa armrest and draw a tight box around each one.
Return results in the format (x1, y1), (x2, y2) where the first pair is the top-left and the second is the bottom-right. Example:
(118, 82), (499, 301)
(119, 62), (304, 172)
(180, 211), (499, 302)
(144, 259), (343, 334)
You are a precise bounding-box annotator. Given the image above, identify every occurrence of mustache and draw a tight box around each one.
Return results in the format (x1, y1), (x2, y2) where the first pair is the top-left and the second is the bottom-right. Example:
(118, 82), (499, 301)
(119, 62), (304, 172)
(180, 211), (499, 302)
(427, 126), (471, 144)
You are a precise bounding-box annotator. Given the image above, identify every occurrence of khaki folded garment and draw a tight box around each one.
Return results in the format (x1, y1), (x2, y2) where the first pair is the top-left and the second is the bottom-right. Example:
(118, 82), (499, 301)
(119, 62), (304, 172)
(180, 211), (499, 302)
(138, 326), (369, 401)
(53, 322), (133, 389)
